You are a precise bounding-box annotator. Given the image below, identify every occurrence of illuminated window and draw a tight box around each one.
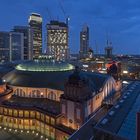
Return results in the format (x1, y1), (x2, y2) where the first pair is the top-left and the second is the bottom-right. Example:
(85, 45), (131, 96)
(50, 118), (55, 125)
(4, 108), (7, 115)
(32, 90), (41, 98)
(46, 116), (49, 123)
(50, 131), (55, 139)
(14, 110), (18, 117)
(19, 110), (23, 117)
(0, 107), (3, 114)
(41, 114), (44, 121)
(8, 109), (12, 116)
(36, 112), (40, 119)
(24, 111), (29, 117)
(48, 91), (56, 100)
(30, 111), (35, 118)
(45, 124), (49, 135)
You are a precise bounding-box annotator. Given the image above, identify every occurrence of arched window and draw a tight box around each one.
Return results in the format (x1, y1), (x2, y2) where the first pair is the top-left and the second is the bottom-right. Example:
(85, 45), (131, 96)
(14, 88), (25, 97)
(48, 91), (56, 101)
(31, 90), (41, 98)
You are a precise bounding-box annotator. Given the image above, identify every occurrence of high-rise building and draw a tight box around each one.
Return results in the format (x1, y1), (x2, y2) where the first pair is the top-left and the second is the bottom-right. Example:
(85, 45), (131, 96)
(13, 26), (33, 60)
(28, 13), (42, 59)
(79, 25), (89, 59)
(105, 40), (113, 58)
(10, 32), (24, 61)
(0, 32), (10, 62)
(47, 20), (69, 61)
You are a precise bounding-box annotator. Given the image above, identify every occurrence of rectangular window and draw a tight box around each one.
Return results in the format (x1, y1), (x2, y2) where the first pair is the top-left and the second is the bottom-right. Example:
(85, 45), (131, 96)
(19, 110), (23, 117)
(9, 109), (12, 116)
(50, 118), (55, 125)
(0, 107), (3, 114)
(24, 111), (29, 117)
(41, 114), (44, 121)
(36, 112), (40, 120)
(14, 110), (18, 117)
(62, 104), (66, 114)
(4, 108), (7, 115)
(30, 111), (35, 118)
(76, 108), (81, 119)
(46, 116), (49, 123)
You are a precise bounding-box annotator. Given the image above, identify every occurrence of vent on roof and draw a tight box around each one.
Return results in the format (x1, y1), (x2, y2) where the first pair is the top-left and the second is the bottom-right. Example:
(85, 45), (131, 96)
(123, 96), (127, 99)
(109, 111), (115, 116)
(101, 118), (108, 125)
(120, 99), (124, 103)
(115, 105), (120, 109)
(128, 89), (132, 92)
(131, 87), (135, 90)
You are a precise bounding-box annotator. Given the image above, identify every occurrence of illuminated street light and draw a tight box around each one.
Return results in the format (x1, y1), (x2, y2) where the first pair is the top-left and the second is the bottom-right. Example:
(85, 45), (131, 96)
(123, 70), (128, 74)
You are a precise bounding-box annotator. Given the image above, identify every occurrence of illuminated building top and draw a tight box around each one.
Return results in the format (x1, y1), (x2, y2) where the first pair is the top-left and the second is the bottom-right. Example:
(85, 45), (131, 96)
(16, 59), (74, 72)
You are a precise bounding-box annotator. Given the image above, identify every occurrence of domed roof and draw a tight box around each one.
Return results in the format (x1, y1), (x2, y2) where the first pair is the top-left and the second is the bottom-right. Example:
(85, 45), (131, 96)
(16, 60), (74, 72)
(3, 60), (110, 91)
(3, 60), (74, 90)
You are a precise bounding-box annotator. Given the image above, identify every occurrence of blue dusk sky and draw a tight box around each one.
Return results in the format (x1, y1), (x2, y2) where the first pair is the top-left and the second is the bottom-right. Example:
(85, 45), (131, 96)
(0, 0), (140, 54)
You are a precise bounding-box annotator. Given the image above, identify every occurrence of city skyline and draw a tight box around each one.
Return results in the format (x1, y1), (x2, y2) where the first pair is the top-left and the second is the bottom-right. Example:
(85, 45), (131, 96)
(0, 0), (140, 54)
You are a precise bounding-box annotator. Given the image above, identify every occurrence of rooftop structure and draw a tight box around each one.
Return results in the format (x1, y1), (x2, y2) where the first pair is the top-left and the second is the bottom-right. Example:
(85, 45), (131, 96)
(16, 60), (74, 72)
(94, 81), (140, 140)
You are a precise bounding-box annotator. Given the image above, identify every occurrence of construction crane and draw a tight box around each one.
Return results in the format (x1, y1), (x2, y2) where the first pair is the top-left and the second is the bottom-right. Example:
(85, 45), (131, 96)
(46, 7), (52, 20)
(57, 0), (70, 25)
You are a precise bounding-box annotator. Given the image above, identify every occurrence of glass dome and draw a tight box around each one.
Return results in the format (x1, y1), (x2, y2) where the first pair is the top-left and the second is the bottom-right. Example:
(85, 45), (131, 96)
(16, 60), (74, 72)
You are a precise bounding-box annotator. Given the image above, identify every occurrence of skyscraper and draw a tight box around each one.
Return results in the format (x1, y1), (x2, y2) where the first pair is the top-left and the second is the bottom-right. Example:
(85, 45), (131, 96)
(10, 32), (24, 61)
(28, 13), (42, 59)
(105, 40), (113, 58)
(13, 26), (33, 60)
(0, 32), (10, 62)
(47, 20), (69, 61)
(79, 25), (89, 59)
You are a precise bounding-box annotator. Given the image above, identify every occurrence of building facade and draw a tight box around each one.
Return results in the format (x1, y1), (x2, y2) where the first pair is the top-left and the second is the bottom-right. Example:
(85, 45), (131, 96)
(0, 60), (122, 139)
(47, 20), (69, 61)
(9, 32), (24, 61)
(79, 25), (89, 59)
(13, 26), (33, 60)
(29, 13), (42, 59)
(60, 68), (118, 130)
(0, 32), (10, 62)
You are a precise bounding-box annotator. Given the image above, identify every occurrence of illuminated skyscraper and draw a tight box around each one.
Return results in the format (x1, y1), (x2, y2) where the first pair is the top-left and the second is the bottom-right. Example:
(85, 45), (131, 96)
(0, 32), (10, 62)
(28, 13), (42, 59)
(13, 26), (33, 60)
(47, 20), (69, 61)
(79, 25), (89, 59)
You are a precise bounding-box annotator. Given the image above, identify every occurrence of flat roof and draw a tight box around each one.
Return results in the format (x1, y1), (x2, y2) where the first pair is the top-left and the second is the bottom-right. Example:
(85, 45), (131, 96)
(95, 81), (140, 140)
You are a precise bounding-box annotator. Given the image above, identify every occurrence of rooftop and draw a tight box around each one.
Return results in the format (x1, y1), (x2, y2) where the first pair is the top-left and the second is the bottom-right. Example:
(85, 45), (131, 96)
(16, 60), (74, 72)
(47, 20), (68, 27)
(95, 81), (140, 140)
(2, 95), (61, 117)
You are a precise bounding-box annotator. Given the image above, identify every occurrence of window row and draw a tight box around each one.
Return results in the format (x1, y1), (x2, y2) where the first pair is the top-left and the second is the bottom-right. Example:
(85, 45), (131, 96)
(14, 88), (57, 100)
(0, 107), (55, 125)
